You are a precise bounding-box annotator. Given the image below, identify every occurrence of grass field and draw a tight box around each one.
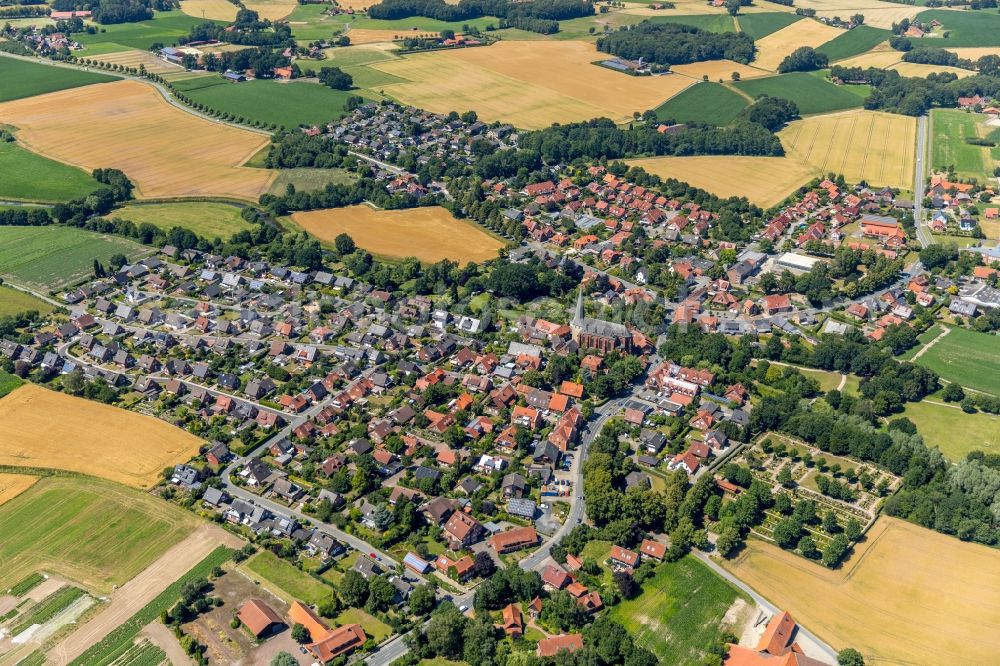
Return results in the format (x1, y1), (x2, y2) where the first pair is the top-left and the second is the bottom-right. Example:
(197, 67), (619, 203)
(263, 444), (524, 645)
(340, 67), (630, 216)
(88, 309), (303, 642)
(779, 109), (915, 188)
(0, 80), (275, 200)
(267, 167), (357, 195)
(0, 472), (37, 506)
(0, 372), (23, 399)
(173, 76), (364, 128)
(647, 13), (736, 32)
(0, 139), (101, 203)
(930, 108), (997, 182)
(916, 8), (1000, 46)
(108, 201), (254, 240)
(912, 326), (1000, 395)
(0, 57), (116, 103)
(721, 517), (1000, 665)
(244, 551), (334, 605)
(899, 399), (1000, 460)
(291, 205), (506, 263)
(734, 71), (870, 115)
(736, 12), (802, 40)
(335, 607), (392, 643)
(609, 556), (750, 663)
(816, 25), (891, 61)
(627, 155), (817, 207)
(0, 284), (55, 317)
(369, 40), (694, 128)
(76, 11), (223, 50)
(0, 475), (197, 593)
(751, 18), (843, 71)
(0, 383), (203, 488)
(0, 225), (149, 291)
(652, 82), (749, 124)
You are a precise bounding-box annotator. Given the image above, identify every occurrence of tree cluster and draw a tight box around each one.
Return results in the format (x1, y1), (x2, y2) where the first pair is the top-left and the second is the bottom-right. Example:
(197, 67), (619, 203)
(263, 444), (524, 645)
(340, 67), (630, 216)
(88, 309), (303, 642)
(596, 21), (756, 65)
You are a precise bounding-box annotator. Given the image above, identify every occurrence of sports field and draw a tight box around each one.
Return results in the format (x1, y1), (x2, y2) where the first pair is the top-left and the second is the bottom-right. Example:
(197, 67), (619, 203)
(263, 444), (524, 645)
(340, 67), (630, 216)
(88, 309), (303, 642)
(0, 284), (55, 317)
(0, 80), (275, 200)
(0, 473), (37, 506)
(0, 57), (116, 102)
(734, 71), (870, 115)
(722, 517), (1000, 665)
(108, 201), (255, 240)
(291, 205), (505, 263)
(0, 139), (101, 202)
(628, 155), (817, 208)
(912, 326), (1000, 395)
(0, 226), (149, 291)
(369, 41), (694, 128)
(816, 25), (891, 61)
(916, 9), (1000, 47)
(899, 399), (1000, 461)
(779, 109), (915, 189)
(0, 383), (203, 488)
(0, 475), (197, 593)
(929, 109), (997, 182)
(609, 556), (751, 663)
(751, 19), (843, 71)
(652, 82), (750, 125)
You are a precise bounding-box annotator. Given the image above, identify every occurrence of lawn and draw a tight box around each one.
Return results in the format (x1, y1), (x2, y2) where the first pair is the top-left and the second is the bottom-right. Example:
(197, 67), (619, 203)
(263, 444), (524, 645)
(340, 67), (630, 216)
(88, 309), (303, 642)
(0, 140), (100, 202)
(733, 71), (869, 115)
(898, 399), (1000, 461)
(929, 108), (996, 182)
(652, 82), (748, 125)
(108, 201), (254, 240)
(915, 8), (1000, 46)
(0, 57), (116, 103)
(0, 475), (197, 593)
(608, 556), (750, 663)
(0, 284), (54, 317)
(816, 25), (892, 61)
(173, 76), (364, 128)
(912, 326), (1000, 395)
(737, 12), (802, 40)
(244, 550), (335, 605)
(0, 224), (150, 291)
(647, 13), (736, 32)
(335, 607), (392, 643)
(76, 11), (224, 50)
(0, 372), (23, 399)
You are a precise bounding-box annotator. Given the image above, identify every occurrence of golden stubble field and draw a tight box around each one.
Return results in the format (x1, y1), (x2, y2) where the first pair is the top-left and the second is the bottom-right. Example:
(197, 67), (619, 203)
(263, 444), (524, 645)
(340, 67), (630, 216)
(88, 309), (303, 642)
(790, 0), (922, 29)
(721, 517), (1000, 665)
(89, 48), (184, 74)
(0, 472), (38, 506)
(752, 18), (843, 71)
(779, 109), (916, 189)
(182, 0), (296, 20)
(0, 383), (203, 488)
(370, 41), (694, 128)
(0, 80), (275, 200)
(670, 59), (771, 81)
(291, 205), (505, 263)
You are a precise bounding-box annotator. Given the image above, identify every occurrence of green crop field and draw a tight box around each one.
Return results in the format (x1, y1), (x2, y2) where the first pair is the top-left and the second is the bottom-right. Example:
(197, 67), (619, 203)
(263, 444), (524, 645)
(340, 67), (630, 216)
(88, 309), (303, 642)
(0, 476), (197, 593)
(916, 9), (1000, 46)
(0, 284), (55, 317)
(817, 25), (892, 61)
(648, 14), (736, 33)
(899, 399), (1000, 461)
(930, 109), (995, 181)
(0, 226), (149, 291)
(0, 141), (101, 202)
(653, 82), (748, 125)
(173, 76), (362, 128)
(244, 550), (335, 605)
(0, 372), (23, 399)
(737, 13), (801, 40)
(733, 71), (870, 115)
(288, 7), (498, 41)
(268, 167), (357, 195)
(76, 11), (223, 50)
(913, 326), (1000, 395)
(0, 58), (116, 103)
(108, 201), (254, 240)
(608, 556), (750, 663)
(11, 586), (86, 634)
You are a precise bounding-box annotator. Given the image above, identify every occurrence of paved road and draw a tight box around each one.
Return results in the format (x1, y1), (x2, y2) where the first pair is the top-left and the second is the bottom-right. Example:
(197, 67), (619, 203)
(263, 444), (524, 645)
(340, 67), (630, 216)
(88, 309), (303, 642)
(914, 115), (931, 249)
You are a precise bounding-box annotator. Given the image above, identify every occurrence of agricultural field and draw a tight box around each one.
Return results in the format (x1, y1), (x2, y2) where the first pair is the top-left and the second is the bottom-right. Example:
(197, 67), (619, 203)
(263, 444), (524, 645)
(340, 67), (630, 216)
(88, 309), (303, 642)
(779, 109), (916, 189)
(608, 556), (751, 663)
(627, 155), (817, 208)
(0, 284), (54, 317)
(911, 326), (1000, 395)
(0, 80), (275, 200)
(0, 475), (197, 593)
(0, 383), (203, 488)
(816, 25), (891, 61)
(899, 399), (1000, 460)
(792, 0), (920, 29)
(929, 109), (997, 182)
(75, 11), (222, 50)
(889, 61), (975, 78)
(0, 140), (101, 203)
(0, 473), (37, 506)
(734, 71), (870, 115)
(652, 82), (749, 125)
(291, 205), (505, 263)
(85, 47), (183, 74)
(267, 167), (357, 195)
(106, 201), (254, 240)
(751, 19), (843, 71)
(834, 43), (905, 69)
(647, 13), (736, 32)
(735, 12), (802, 40)
(0, 226), (149, 291)
(0, 57), (116, 103)
(945, 47), (1000, 60)
(0, 371), (23, 399)
(916, 9), (1000, 46)
(669, 60), (770, 83)
(368, 41), (694, 128)
(173, 76), (365, 128)
(721, 517), (1000, 665)
(180, 0), (238, 21)
(243, 550), (335, 605)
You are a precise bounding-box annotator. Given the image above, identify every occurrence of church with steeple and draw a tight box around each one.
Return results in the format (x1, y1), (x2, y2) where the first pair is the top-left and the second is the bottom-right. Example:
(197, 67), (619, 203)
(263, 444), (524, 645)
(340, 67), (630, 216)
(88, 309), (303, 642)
(570, 287), (633, 354)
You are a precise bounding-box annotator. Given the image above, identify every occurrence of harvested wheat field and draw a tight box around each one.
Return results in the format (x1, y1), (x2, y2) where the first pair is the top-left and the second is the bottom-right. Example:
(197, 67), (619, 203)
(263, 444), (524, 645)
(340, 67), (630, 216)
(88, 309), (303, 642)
(834, 46), (901, 69)
(0, 383), (203, 488)
(0, 473), (37, 506)
(623, 0), (788, 15)
(180, 0), (237, 20)
(347, 28), (426, 44)
(946, 47), (1000, 59)
(791, 0), (920, 29)
(371, 41), (693, 128)
(628, 155), (817, 208)
(779, 109), (915, 189)
(753, 19), (843, 70)
(890, 62), (975, 78)
(721, 517), (1000, 665)
(671, 59), (771, 81)
(291, 205), (505, 263)
(245, 0), (298, 20)
(0, 80), (274, 200)
(90, 48), (184, 74)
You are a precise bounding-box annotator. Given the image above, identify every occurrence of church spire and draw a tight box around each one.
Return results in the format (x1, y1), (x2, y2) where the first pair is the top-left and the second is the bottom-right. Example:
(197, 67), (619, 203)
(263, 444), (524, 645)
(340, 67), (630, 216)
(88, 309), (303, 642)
(573, 286), (585, 325)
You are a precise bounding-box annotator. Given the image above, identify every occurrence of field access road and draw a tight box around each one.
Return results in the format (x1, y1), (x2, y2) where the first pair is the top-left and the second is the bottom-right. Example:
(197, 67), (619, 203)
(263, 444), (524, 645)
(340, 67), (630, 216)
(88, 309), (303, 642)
(913, 115), (931, 249)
